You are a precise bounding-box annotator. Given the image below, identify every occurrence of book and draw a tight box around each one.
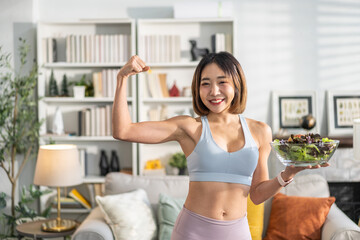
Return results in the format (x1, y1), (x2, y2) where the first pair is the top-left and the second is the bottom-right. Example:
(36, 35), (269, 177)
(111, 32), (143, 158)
(158, 73), (169, 97)
(53, 197), (83, 209)
(69, 188), (91, 209)
(71, 35), (76, 63)
(78, 148), (87, 177)
(76, 35), (81, 63)
(78, 110), (82, 136)
(42, 38), (48, 63)
(105, 105), (112, 136)
(85, 108), (91, 136)
(90, 107), (96, 136)
(66, 35), (71, 62)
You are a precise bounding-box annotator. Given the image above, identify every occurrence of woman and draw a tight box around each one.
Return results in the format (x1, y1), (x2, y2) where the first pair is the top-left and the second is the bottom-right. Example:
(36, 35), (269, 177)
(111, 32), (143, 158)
(113, 52), (328, 240)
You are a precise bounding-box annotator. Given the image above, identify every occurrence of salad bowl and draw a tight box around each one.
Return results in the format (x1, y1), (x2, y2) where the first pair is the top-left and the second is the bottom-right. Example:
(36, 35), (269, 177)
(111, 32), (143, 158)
(271, 134), (339, 167)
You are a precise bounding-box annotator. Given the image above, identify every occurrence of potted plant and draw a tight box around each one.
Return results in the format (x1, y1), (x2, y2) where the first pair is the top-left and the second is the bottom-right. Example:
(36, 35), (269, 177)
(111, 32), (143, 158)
(0, 38), (49, 237)
(168, 152), (187, 175)
(70, 74), (94, 98)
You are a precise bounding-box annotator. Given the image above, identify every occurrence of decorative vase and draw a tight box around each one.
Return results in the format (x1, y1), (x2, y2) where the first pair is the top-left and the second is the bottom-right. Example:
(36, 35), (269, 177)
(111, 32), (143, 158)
(99, 150), (109, 176)
(110, 150), (120, 172)
(52, 106), (64, 135)
(178, 168), (186, 175)
(169, 81), (180, 97)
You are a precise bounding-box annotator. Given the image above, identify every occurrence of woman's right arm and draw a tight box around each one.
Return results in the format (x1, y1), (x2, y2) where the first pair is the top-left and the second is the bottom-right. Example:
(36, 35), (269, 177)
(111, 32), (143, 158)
(112, 55), (187, 144)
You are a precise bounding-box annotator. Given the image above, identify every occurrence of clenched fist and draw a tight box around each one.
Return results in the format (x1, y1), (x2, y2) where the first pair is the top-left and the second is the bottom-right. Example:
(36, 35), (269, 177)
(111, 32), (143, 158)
(117, 55), (150, 80)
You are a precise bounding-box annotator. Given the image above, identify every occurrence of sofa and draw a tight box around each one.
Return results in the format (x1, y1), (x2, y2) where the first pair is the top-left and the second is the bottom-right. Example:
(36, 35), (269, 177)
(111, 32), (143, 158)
(72, 173), (360, 240)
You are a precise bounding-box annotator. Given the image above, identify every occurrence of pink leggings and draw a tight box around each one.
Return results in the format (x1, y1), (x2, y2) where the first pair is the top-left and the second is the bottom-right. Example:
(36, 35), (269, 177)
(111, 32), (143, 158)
(171, 207), (252, 240)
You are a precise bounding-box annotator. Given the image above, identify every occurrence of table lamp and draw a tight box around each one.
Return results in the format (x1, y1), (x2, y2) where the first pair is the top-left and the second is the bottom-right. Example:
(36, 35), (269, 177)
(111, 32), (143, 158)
(34, 144), (83, 232)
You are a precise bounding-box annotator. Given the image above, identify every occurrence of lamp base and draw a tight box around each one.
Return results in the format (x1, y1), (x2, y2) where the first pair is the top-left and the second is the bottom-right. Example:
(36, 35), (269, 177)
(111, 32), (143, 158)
(41, 219), (77, 232)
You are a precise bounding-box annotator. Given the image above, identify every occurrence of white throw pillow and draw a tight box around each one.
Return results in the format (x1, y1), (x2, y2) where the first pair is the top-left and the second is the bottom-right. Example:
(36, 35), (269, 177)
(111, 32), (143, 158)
(96, 189), (157, 240)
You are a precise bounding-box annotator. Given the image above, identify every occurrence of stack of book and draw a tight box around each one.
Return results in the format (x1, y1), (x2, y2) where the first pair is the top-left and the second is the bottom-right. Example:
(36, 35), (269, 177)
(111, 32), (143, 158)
(53, 188), (91, 210)
(144, 71), (169, 98)
(211, 33), (232, 53)
(92, 69), (129, 98)
(139, 35), (181, 63)
(78, 105), (116, 136)
(42, 34), (131, 64)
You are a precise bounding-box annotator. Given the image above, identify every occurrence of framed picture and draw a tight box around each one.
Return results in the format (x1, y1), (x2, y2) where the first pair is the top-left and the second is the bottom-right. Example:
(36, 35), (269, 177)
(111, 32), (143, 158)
(327, 90), (360, 137)
(272, 90), (318, 135)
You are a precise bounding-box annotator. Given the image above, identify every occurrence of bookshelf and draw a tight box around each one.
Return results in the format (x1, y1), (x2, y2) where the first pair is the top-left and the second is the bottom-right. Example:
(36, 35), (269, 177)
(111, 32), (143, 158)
(37, 20), (138, 187)
(36, 18), (236, 216)
(136, 18), (236, 175)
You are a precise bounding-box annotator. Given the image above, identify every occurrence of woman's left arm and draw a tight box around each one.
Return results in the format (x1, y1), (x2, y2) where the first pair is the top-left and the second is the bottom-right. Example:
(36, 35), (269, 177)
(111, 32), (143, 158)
(248, 121), (327, 205)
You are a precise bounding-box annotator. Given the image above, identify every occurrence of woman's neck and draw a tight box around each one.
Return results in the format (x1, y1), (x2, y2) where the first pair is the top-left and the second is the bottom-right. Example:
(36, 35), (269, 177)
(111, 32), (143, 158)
(207, 112), (239, 124)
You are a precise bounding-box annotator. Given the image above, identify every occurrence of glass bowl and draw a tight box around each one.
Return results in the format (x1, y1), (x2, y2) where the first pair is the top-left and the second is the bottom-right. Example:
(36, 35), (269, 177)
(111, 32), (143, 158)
(270, 140), (339, 167)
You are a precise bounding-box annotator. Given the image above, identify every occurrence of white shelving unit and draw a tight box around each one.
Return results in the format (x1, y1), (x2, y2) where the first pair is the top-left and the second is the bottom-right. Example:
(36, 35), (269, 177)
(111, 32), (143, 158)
(136, 18), (236, 175)
(37, 20), (138, 184)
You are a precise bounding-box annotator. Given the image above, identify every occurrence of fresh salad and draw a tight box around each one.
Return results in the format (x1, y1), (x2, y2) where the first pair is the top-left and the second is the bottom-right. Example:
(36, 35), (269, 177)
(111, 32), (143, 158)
(272, 133), (339, 162)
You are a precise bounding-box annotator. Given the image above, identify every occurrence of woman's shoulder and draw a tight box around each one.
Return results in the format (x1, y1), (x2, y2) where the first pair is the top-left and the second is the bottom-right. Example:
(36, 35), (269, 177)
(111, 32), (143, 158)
(244, 117), (272, 137)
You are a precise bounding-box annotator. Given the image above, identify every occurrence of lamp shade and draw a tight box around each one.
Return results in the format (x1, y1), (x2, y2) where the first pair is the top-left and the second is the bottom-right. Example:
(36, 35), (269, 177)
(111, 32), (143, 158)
(34, 144), (83, 187)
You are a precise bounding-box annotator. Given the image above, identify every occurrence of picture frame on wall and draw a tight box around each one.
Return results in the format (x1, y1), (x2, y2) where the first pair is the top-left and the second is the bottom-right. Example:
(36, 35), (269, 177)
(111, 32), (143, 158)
(327, 90), (360, 137)
(272, 90), (318, 135)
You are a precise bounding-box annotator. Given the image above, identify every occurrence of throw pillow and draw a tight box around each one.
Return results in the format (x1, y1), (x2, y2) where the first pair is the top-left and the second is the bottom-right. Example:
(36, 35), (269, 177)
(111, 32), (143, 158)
(157, 193), (186, 240)
(247, 195), (264, 240)
(96, 189), (157, 240)
(264, 193), (335, 240)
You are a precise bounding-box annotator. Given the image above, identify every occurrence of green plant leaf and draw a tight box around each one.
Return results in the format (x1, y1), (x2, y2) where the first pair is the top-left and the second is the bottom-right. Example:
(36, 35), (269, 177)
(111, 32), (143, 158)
(0, 192), (7, 209)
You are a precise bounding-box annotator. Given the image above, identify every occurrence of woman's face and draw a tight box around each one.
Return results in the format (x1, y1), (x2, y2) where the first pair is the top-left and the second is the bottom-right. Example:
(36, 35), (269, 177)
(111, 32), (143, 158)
(199, 63), (235, 114)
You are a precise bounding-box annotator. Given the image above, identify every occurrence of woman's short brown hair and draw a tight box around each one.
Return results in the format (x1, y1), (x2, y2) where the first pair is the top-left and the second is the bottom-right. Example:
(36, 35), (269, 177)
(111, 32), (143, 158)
(191, 52), (247, 116)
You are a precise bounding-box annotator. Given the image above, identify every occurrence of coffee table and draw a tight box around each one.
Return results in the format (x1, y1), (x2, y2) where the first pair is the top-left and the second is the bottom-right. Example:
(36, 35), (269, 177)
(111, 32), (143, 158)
(16, 219), (78, 240)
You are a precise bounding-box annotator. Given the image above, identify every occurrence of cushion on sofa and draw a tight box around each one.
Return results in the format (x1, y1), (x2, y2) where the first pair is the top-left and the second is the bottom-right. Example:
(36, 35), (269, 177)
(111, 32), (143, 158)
(157, 193), (186, 240)
(264, 193), (335, 240)
(247, 195), (264, 240)
(96, 189), (157, 240)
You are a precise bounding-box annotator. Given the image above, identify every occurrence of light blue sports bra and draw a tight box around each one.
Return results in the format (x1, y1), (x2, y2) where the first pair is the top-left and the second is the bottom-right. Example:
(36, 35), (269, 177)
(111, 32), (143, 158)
(187, 115), (259, 186)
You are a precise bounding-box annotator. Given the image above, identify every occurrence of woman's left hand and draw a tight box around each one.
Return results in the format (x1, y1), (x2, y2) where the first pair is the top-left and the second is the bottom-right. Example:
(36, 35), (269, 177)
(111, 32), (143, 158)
(282, 163), (330, 181)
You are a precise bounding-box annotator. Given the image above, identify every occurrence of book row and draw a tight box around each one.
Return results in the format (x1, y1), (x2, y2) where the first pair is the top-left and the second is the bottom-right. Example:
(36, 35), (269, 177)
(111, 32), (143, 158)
(42, 34), (131, 64)
(139, 35), (181, 63)
(144, 72), (170, 98)
(78, 105), (112, 137)
(211, 33), (233, 53)
(92, 69), (124, 98)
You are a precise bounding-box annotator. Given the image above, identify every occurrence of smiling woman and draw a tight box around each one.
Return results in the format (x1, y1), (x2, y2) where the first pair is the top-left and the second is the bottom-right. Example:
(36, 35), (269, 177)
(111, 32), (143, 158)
(112, 52), (328, 240)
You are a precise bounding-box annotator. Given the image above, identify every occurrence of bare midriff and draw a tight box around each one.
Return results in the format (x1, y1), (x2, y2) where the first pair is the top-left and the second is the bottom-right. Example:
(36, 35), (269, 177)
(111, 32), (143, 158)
(184, 181), (250, 221)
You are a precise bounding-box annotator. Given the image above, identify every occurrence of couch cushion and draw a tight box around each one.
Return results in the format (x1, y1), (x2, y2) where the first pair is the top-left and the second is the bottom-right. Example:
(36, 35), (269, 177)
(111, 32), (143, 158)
(264, 193), (335, 240)
(105, 173), (189, 214)
(247, 195), (264, 240)
(96, 189), (157, 240)
(263, 173), (331, 237)
(157, 193), (186, 240)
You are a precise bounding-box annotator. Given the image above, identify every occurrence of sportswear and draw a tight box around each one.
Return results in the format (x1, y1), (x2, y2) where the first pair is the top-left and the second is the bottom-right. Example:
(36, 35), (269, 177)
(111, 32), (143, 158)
(187, 115), (259, 186)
